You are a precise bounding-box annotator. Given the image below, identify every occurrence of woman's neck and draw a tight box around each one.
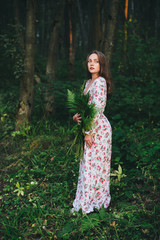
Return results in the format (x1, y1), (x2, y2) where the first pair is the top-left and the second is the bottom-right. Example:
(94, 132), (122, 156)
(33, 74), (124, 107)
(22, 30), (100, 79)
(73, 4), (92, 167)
(91, 73), (99, 81)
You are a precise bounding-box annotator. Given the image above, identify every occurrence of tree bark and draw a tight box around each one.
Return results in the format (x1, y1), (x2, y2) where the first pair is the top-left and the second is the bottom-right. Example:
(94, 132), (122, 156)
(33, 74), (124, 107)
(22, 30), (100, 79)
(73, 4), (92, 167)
(94, 0), (101, 49)
(122, 0), (128, 69)
(104, 0), (120, 64)
(45, 0), (65, 115)
(15, 0), (36, 130)
(100, 0), (111, 51)
(77, 0), (87, 55)
(89, 0), (101, 50)
(68, 0), (76, 80)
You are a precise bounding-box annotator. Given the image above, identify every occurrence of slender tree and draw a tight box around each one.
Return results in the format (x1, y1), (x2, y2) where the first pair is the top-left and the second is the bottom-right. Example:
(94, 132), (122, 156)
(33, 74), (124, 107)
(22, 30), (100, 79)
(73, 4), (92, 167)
(77, 0), (87, 55)
(15, 0), (36, 130)
(100, 0), (107, 51)
(122, 0), (128, 69)
(38, 0), (46, 56)
(68, 0), (76, 80)
(94, 0), (101, 49)
(104, 0), (120, 64)
(124, 0), (128, 40)
(44, 0), (65, 115)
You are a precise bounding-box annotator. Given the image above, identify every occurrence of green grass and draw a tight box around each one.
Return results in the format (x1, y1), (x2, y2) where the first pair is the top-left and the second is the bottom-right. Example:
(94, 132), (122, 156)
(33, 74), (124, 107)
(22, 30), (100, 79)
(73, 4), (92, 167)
(0, 117), (159, 240)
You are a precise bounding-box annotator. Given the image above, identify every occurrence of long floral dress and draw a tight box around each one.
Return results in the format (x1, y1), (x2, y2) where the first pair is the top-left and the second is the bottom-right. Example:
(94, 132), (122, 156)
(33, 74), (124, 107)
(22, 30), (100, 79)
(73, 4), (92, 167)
(72, 76), (112, 214)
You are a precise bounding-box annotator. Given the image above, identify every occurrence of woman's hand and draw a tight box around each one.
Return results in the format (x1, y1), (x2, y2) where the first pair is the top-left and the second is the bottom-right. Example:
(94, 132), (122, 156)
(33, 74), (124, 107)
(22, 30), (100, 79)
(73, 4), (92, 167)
(85, 134), (92, 148)
(73, 113), (82, 124)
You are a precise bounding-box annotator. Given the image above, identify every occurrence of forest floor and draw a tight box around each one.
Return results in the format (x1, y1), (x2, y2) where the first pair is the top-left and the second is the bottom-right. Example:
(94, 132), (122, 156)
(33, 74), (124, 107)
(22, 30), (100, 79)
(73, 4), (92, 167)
(0, 119), (159, 240)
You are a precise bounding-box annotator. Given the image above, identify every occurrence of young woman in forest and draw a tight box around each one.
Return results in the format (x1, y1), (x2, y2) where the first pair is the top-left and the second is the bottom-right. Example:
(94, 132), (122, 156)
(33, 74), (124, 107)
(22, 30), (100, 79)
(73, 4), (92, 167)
(72, 50), (113, 214)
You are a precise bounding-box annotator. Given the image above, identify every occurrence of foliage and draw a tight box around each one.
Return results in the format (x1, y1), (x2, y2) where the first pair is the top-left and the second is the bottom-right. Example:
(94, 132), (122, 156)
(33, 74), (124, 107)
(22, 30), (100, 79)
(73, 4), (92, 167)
(67, 86), (97, 133)
(67, 83), (97, 160)
(0, 118), (159, 239)
(0, 24), (24, 86)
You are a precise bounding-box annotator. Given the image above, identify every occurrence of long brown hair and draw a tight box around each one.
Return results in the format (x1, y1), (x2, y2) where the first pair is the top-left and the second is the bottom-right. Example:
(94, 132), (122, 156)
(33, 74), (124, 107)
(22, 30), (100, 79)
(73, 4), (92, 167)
(86, 50), (113, 99)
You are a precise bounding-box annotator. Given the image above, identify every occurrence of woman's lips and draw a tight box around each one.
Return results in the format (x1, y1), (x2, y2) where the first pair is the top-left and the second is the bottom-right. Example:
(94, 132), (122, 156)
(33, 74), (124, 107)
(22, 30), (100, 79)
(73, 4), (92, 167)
(90, 67), (94, 70)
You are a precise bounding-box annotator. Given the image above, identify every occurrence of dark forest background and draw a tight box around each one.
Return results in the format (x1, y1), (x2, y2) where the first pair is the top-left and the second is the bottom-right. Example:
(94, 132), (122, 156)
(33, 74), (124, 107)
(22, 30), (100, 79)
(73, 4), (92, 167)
(0, 0), (160, 239)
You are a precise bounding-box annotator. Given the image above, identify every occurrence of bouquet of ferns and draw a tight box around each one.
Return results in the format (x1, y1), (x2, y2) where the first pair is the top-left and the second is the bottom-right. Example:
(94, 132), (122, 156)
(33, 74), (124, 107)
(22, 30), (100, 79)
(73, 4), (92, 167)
(67, 82), (97, 160)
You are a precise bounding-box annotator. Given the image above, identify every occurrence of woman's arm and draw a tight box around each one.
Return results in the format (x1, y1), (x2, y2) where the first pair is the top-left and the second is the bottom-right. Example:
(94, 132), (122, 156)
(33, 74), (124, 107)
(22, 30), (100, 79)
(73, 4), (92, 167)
(92, 77), (106, 110)
(86, 78), (107, 134)
(91, 78), (107, 133)
(85, 78), (107, 147)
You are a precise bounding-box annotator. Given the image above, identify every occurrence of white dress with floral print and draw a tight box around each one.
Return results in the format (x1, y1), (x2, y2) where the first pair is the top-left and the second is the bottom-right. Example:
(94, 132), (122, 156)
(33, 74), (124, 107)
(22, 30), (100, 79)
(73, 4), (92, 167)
(72, 76), (112, 214)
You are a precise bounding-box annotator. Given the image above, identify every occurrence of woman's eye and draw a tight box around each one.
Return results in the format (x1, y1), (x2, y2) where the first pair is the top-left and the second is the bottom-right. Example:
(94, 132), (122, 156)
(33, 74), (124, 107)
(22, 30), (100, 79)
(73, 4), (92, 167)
(88, 60), (99, 63)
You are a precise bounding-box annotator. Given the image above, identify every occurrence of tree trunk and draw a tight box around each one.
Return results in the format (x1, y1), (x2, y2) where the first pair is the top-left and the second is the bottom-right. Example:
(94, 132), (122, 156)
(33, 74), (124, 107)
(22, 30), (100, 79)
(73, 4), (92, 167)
(15, 0), (36, 130)
(89, 0), (101, 50)
(68, 0), (76, 80)
(122, 0), (128, 70)
(104, 0), (120, 64)
(100, 0), (111, 51)
(94, 0), (101, 49)
(77, 0), (87, 55)
(41, 1), (45, 56)
(124, 0), (128, 40)
(45, 0), (65, 115)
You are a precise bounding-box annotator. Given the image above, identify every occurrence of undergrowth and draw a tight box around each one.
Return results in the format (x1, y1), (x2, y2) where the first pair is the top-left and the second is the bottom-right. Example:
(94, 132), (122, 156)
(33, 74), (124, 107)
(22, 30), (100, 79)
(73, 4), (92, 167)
(0, 114), (159, 239)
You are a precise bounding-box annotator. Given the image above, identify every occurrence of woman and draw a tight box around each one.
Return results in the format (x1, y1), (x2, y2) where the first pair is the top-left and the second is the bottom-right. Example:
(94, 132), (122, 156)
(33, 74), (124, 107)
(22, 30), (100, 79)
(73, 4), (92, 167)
(72, 50), (113, 214)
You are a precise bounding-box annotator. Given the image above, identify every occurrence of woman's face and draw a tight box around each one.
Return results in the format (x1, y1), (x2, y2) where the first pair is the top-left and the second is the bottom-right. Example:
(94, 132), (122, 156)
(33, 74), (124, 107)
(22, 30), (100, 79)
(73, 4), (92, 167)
(88, 53), (100, 76)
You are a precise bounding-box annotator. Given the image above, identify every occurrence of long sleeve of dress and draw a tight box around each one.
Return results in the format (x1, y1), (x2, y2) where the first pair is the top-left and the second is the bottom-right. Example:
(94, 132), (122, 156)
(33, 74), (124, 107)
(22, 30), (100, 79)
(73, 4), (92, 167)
(90, 77), (107, 134)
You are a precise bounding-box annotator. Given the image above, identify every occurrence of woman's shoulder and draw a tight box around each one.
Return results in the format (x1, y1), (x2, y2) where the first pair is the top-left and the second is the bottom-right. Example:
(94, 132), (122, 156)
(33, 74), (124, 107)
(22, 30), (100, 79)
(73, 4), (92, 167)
(95, 76), (106, 85)
(99, 76), (106, 82)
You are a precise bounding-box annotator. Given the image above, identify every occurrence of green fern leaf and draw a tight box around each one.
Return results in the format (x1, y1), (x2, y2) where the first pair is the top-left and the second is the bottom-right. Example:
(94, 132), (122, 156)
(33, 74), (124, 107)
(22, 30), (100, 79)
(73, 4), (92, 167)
(67, 81), (97, 162)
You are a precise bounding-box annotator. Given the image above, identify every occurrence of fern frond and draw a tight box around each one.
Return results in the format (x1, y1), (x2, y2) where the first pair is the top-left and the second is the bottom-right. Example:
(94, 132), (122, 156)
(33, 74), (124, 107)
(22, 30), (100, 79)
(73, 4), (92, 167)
(67, 89), (76, 113)
(67, 81), (97, 162)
